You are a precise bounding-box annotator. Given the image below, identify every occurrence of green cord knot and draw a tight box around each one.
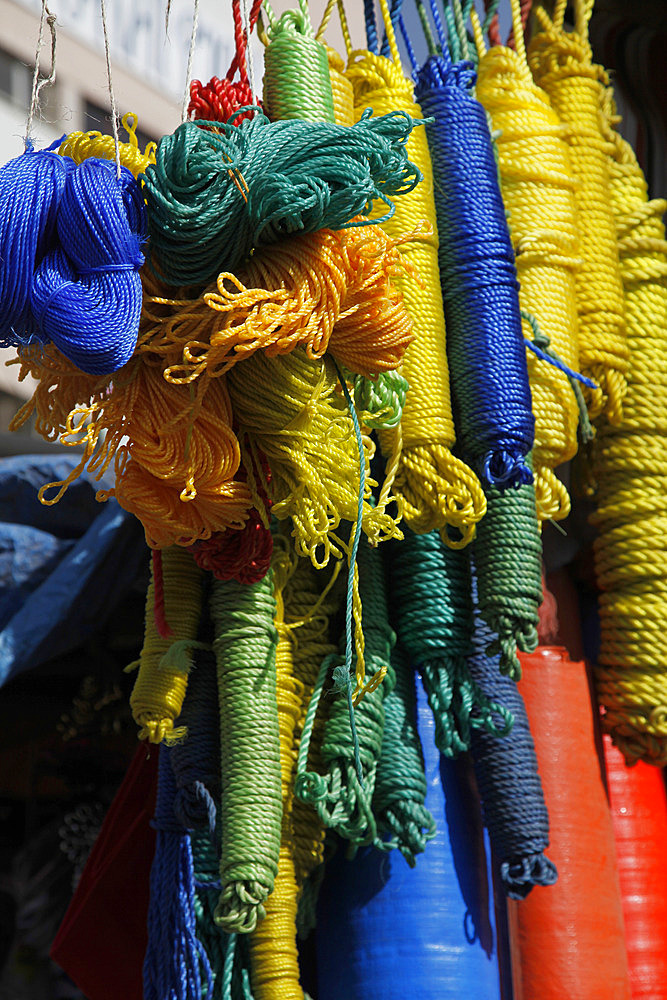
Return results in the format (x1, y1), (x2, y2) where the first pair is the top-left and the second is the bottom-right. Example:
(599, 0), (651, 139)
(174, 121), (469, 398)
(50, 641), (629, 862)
(349, 368), (409, 429)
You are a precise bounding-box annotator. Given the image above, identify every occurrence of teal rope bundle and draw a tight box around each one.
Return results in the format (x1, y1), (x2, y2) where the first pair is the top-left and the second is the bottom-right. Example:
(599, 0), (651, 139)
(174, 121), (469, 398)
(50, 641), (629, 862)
(388, 528), (512, 755)
(472, 466), (543, 679)
(372, 644), (436, 866)
(294, 536), (395, 849)
(141, 110), (422, 286)
(209, 572), (282, 934)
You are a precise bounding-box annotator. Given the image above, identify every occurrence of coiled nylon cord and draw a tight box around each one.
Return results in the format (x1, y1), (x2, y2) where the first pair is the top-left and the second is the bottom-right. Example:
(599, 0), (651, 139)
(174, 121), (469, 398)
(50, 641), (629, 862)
(262, 1), (335, 123)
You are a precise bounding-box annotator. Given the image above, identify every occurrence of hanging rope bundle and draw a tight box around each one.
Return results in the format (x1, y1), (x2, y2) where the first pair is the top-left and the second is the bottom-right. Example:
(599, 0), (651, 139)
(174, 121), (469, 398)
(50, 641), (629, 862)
(468, 589), (557, 898)
(128, 546), (205, 744)
(295, 536), (395, 849)
(0, 143), (75, 348)
(227, 348), (400, 566)
(345, 31), (486, 541)
(472, 469), (543, 679)
(389, 527), (512, 755)
(262, 1), (335, 123)
(144, 748), (213, 1000)
(141, 110), (421, 286)
(248, 542), (304, 1000)
(32, 157), (146, 374)
(210, 571), (282, 934)
(325, 46), (354, 126)
(472, 16), (582, 520)
(372, 644), (436, 865)
(414, 53), (535, 490)
(190, 508), (274, 585)
(138, 223), (414, 383)
(528, 1), (628, 423)
(591, 126), (667, 765)
(189, 0), (263, 123)
(58, 112), (157, 178)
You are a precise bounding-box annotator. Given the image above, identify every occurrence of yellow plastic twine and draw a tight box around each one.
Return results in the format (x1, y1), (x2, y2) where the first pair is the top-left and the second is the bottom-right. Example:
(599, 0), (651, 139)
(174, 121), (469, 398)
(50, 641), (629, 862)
(226, 347), (401, 566)
(58, 112), (156, 178)
(473, 2), (582, 522)
(248, 542), (304, 1000)
(528, 0), (628, 424)
(127, 546), (204, 744)
(324, 46), (354, 126)
(591, 120), (667, 765)
(344, 4), (485, 542)
(137, 224), (415, 382)
(262, 0), (336, 123)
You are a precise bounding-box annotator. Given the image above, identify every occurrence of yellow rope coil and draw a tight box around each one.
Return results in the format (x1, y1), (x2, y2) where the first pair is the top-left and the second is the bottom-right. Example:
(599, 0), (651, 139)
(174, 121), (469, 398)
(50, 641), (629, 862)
(58, 112), (157, 178)
(325, 45), (354, 126)
(249, 541), (304, 1000)
(590, 118), (667, 765)
(128, 546), (204, 744)
(345, 49), (486, 542)
(138, 225), (414, 382)
(475, 42), (582, 523)
(226, 347), (400, 566)
(528, 4), (628, 423)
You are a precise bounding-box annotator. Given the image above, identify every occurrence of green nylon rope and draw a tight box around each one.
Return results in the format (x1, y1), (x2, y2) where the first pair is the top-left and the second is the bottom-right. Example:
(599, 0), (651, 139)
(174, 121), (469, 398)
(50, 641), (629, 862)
(294, 535), (395, 849)
(262, 2), (336, 123)
(141, 110), (422, 286)
(389, 528), (512, 756)
(372, 644), (436, 866)
(472, 459), (543, 680)
(210, 572), (283, 935)
(348, 368), (409, 430)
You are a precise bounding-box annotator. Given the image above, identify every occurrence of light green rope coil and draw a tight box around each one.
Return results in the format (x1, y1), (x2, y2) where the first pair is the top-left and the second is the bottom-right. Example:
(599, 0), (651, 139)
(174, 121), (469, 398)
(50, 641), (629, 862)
(262, 2), (336, 123)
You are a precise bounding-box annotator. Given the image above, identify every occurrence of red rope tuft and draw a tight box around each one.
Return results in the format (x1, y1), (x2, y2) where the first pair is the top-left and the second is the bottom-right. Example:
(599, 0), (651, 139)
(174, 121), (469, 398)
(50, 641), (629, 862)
(188, 77), (257, 123)
(190, 508), (273, 585)
(152, 549), (173, 638)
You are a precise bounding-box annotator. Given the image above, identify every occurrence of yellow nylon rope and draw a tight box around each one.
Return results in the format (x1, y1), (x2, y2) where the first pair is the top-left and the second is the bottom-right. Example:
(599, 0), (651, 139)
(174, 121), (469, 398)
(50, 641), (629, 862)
(475, 11), (581, 522)
(58, 112), (156, 178)
(128, 546), (204, 744)
(591, 111), (667, 765)
(249, 542), (304, 1000)
(345, 26), (485, 543)
(325, 45), (354, 126)
(528, 2), (628, 424)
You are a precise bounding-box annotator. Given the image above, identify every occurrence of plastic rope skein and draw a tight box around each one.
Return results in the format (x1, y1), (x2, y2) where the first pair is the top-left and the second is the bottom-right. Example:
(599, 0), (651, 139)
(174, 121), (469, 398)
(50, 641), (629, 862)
(210, 571), (283, 935)
(414, 53), (535, 490)
(262, 3), (336, 123)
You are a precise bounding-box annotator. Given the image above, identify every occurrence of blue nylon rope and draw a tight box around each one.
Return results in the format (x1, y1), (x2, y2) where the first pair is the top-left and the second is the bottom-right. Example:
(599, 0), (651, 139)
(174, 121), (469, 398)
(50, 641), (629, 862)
(364, 0), (379, 53)
(144, 747), (214, 1000)
(468, 574), (558, 899)
(414, 53), (535, 490)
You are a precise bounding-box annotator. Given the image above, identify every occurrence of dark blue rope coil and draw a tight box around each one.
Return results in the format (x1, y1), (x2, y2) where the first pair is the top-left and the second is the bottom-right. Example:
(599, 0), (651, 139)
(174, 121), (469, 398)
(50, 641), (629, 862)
(387, 529), (512, 758)
(468, 578), (557, 899)
(143, 746), (214, 1000)
(31, 157), (146, 375)
(0, 142), (74, 349)
(170, 644), (220, 837)
(414, 54), (535, 489)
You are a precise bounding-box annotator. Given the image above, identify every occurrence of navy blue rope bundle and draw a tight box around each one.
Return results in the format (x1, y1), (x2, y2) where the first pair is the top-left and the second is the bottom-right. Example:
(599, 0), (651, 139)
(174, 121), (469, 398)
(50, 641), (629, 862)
(0, 143), (74, 348)
(0, 145), (146, 373)
(140, 110), (422, 286)
(33, 158), (146, 374)
(144, 746), (213, 1000)
(169, 644), (220, 837)
(414, 54), (535, 489)
(468, 582), (557, 899)
(387, 529), (512, 757)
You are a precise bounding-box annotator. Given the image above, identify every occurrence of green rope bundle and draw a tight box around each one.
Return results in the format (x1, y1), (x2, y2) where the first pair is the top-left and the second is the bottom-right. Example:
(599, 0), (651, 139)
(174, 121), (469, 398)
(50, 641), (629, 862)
(210, 572), (282, 934)
(294, 536), (395, 849)
(141, 111), (422, 286)
(389, 529), (511, 755)
(262, 3), (335, 123)
(350, 368), (409, 430)
(472, 468), (543, 679)
(372, 644), (436, 866)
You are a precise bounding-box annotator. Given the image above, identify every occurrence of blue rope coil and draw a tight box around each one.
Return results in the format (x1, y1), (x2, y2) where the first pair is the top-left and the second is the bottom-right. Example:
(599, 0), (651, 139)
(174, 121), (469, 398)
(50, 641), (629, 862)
(468, 582), (558, 899)
(0, 142), (74, 349)
(32, 157), (146, 374)
(144, 746), (214, 1000)
(414, 54), (535, 489)
(140, 110), (422, 287)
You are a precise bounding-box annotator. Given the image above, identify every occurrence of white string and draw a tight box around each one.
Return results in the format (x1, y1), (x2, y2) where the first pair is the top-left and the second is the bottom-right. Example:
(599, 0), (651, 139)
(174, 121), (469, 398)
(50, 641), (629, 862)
(241, 0), (256, 104)
(181, 0), (200, 123)
(99, 0), (121, 178)
(25, 3), (57, 147)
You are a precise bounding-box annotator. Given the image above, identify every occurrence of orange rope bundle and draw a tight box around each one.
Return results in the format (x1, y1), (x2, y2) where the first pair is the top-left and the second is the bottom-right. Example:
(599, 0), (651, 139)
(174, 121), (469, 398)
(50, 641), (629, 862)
(137, 224), (414, 382)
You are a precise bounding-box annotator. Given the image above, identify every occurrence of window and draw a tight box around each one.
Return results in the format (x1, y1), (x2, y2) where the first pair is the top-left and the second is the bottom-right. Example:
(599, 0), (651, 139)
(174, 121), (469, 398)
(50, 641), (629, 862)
(0, 48), (32, 108)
